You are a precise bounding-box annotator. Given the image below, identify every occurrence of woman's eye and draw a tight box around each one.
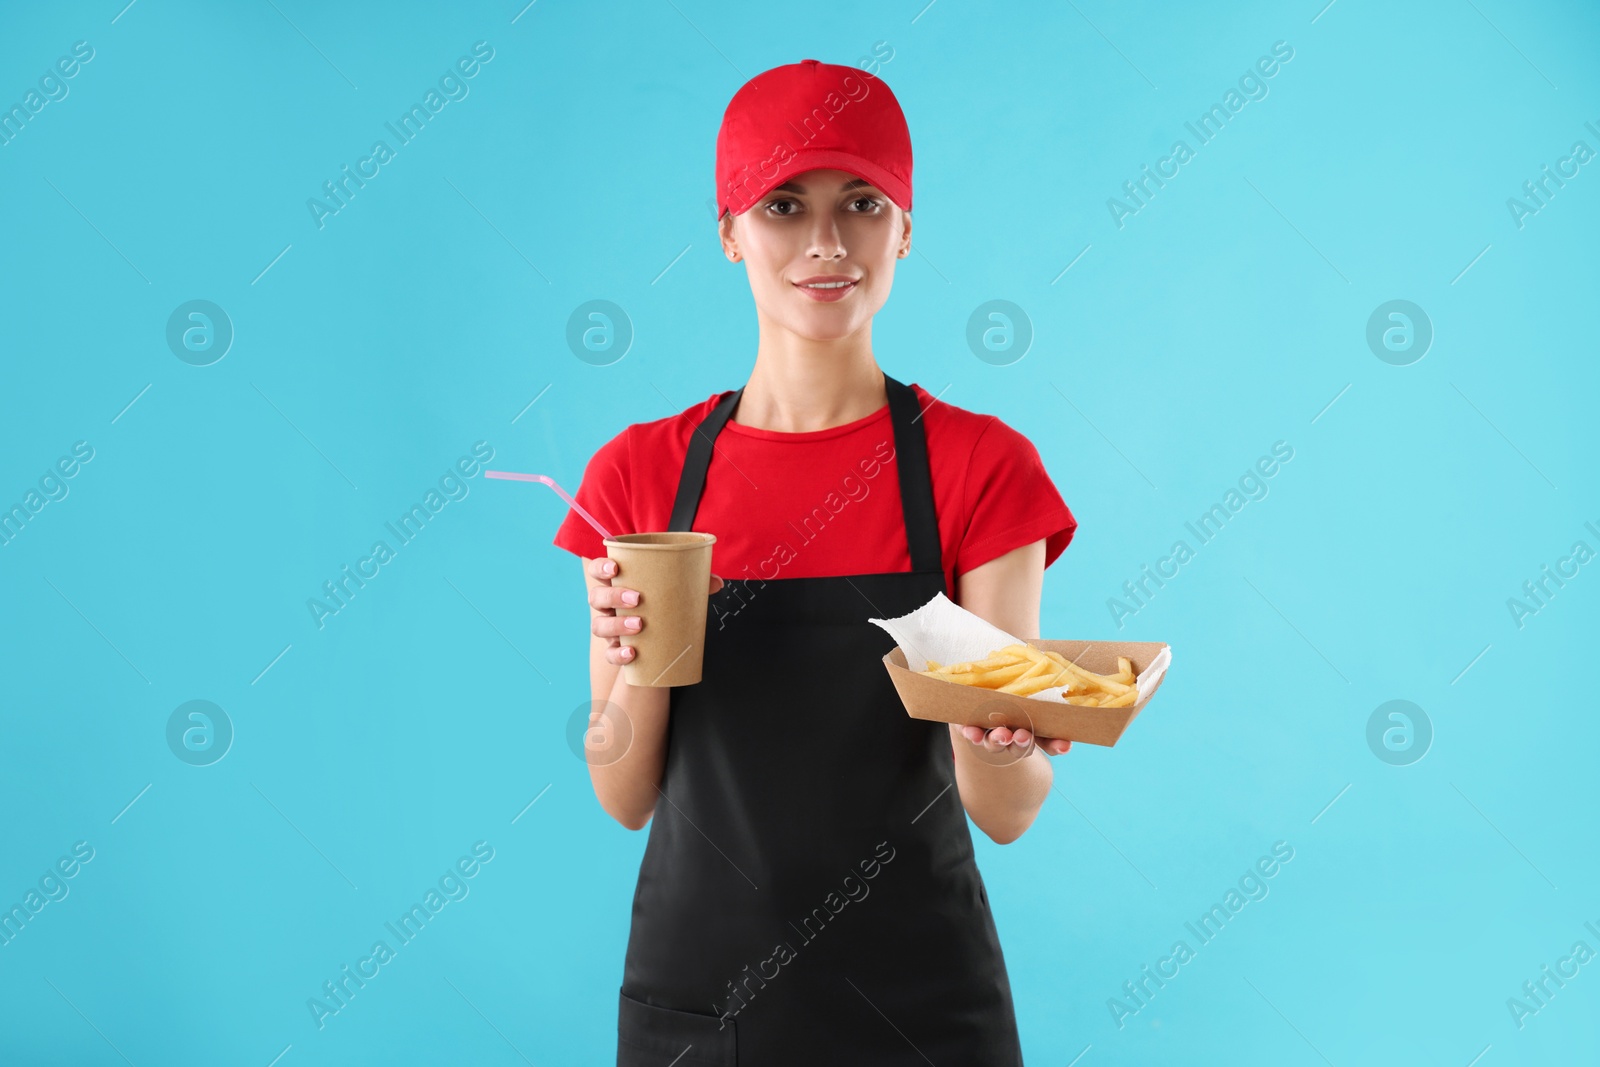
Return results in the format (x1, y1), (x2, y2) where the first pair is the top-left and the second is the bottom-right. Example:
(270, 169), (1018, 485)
(850, 197), (883, 212)
(767, 198), (798, 215)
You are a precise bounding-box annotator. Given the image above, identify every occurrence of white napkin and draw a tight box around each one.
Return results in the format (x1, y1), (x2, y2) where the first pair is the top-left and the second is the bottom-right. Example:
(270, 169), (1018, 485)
(869, 591), (1171, 704)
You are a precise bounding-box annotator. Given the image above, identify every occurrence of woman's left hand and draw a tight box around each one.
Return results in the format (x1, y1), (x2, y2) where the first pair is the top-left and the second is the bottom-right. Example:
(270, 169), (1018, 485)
(958, 725), (1071, 760)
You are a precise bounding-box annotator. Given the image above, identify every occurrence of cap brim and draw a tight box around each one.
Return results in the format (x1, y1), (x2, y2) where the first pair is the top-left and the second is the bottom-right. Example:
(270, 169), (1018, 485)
(724, 148), (911, 217)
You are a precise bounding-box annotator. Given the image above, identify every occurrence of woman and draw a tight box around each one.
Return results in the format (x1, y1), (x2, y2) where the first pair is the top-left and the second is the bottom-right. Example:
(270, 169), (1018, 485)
(554, 59), (1078, 1065)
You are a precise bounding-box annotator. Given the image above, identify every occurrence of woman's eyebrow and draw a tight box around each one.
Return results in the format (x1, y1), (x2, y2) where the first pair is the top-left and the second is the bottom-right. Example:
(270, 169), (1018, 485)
(771, 178), (877, 194)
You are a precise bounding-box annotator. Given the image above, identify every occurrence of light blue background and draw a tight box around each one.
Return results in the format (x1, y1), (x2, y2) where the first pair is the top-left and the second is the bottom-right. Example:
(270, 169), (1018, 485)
(2, 1), (1596, 1064)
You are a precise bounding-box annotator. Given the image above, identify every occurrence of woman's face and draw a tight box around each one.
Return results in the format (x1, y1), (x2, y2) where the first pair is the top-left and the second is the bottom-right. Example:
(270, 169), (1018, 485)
(719, 168), (911, 343)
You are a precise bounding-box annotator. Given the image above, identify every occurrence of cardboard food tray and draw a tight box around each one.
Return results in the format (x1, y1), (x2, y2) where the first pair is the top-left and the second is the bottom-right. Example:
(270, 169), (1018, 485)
(882, 640), (1170, 748)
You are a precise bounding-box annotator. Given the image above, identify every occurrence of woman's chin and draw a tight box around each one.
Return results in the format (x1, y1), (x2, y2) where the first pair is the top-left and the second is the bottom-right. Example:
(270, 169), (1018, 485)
(779, 311), (867, 344)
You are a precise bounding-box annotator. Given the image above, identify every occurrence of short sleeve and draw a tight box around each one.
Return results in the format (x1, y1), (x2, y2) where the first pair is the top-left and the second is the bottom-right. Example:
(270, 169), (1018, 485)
(551, 426), (633, 560)
(955, 417), (1077, 578)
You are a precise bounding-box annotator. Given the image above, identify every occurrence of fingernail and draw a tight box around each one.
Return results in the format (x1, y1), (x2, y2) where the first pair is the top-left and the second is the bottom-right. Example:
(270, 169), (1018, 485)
(622, 590), (639, 605)
(604, 561), (616, 575)
(625, 617), (641, 630)
(622, 647), (634, 659)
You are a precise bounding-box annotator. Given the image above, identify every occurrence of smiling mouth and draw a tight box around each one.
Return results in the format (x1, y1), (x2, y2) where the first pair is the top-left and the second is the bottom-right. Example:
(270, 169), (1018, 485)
(793, 279), (859, 301)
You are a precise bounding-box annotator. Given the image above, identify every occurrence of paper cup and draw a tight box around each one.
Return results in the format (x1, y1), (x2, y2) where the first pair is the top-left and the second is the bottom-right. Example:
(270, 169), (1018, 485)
(601, 532), (716, 687)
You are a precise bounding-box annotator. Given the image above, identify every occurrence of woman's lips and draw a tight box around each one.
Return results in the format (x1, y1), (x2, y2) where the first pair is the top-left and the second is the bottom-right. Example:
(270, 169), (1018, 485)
(793, 280), (858, 302)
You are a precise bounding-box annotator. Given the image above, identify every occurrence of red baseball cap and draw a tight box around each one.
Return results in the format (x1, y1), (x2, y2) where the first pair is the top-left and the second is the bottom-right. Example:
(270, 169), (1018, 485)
(715, 58), (912, 219)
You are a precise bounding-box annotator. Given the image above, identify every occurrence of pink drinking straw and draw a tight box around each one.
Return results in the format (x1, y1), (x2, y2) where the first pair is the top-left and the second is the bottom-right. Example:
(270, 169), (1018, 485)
(483, 470), (615, 541)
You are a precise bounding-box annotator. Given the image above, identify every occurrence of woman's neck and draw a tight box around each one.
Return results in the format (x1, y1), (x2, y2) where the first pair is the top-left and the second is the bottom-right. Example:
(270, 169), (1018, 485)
(734, 332), (887, 434)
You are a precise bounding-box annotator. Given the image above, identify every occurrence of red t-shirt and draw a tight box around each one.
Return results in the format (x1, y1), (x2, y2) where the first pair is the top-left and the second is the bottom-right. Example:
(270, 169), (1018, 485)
(552, 382), (1077, 597)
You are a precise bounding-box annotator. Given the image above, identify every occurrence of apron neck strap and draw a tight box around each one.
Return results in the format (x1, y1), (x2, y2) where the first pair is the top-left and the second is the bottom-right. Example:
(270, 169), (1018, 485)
(668, 372), (942, 574)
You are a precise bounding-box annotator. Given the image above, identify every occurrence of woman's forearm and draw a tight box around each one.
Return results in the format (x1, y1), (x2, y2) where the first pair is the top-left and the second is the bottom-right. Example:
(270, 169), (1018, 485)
(580, 555), (706, 830)
(586, 661), (671, 830)
(949, 724), (1053, 844)
(583, 558), (671, 830)
(585, 671), (672, 831)
(946, 539), (1056, 843)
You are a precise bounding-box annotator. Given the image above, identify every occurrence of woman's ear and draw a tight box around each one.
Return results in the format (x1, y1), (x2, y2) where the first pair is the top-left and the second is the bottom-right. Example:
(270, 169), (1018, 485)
(719, 211), (740, 262)
(898, 209), (912, 257)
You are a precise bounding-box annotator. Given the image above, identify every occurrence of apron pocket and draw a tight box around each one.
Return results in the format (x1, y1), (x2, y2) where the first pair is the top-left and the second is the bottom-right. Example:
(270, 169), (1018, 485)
(616, 989), (737, 1067)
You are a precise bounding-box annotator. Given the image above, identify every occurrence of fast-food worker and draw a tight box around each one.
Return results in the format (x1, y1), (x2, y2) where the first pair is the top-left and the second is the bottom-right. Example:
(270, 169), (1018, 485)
(553, 58), (1079, 1065)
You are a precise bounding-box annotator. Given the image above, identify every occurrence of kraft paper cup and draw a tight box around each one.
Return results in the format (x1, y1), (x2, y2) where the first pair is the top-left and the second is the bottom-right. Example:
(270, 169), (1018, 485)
(601, 532), (716, 687)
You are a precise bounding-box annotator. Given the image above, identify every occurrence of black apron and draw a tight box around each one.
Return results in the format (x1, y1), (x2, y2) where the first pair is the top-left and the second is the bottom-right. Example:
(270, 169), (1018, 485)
(616, 373), (1025, 1066)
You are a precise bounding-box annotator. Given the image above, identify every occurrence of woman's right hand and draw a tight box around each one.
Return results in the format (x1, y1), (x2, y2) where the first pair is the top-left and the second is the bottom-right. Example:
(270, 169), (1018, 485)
(588, 557), (725, 667)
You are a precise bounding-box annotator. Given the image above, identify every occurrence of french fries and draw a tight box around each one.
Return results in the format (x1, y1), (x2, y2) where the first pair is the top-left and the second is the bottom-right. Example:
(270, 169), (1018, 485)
(921, 644), (1138, 707)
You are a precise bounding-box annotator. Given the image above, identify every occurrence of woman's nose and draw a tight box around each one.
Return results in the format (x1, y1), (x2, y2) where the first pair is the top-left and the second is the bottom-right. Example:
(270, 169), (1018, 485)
(806, 217), (846, 258)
